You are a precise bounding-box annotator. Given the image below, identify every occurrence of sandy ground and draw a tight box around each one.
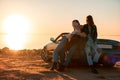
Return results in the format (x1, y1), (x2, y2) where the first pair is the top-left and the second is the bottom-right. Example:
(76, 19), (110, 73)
(0, 54), (120, 80)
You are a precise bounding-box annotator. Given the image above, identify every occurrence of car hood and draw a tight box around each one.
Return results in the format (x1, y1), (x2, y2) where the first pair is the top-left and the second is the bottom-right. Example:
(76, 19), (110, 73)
(44, 42), (58, 51)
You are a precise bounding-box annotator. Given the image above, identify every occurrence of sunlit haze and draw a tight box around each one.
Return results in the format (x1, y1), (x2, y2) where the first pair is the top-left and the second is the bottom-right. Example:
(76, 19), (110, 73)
(2, 14), (31, 50)
(0, 0), (120, 49)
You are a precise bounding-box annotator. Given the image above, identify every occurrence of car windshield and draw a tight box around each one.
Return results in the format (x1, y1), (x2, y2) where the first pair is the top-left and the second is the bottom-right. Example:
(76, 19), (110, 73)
(54, 33), (69, 43)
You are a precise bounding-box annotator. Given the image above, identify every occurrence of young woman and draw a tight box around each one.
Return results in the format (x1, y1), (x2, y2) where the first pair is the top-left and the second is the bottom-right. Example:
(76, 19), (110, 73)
(83, 15), (100, 74)
(50, 20), (82, 71)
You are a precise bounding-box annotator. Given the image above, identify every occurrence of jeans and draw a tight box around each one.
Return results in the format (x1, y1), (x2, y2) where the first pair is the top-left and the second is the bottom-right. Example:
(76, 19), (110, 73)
(53, 36), (68, 64)
(63, 43), (79, 66)
(85, 36), (100, 65)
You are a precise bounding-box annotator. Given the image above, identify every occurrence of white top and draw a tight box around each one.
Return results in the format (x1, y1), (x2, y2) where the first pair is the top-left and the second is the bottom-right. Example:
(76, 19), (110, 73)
(66, 25), (81, 41)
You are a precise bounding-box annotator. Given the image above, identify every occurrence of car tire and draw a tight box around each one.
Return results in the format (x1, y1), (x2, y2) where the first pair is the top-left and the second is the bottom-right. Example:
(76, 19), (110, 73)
(41, 48), (52, 63)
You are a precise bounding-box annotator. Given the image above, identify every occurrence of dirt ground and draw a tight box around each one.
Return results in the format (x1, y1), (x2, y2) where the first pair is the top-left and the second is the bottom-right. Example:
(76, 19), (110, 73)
(0, 54), (120, 80)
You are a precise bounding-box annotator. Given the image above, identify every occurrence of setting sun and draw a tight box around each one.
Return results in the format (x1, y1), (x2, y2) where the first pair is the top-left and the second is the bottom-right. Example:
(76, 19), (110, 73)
(3, 14), (31, 50)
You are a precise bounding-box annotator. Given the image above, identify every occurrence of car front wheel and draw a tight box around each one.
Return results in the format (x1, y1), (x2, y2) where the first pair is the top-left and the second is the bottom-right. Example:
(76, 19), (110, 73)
(41, 47), (53, 63)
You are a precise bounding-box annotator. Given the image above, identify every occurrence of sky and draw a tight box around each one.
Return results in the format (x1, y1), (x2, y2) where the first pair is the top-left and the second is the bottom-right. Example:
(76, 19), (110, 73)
(0, 0), (120, 49)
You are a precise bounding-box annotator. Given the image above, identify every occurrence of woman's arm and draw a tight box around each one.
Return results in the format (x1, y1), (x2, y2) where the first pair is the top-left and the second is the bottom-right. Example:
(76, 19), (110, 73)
(77, 32), (87, 37)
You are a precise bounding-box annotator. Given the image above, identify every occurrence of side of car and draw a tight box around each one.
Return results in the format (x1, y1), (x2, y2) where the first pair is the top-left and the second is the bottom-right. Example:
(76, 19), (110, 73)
(41, 33), (69, 62)
(97, 39), (120, 66)
(41, 33), (120, 67)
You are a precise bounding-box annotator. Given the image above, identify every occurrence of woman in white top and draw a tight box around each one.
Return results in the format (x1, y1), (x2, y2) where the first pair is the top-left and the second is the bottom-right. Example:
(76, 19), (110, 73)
(50, 20), (84, 71)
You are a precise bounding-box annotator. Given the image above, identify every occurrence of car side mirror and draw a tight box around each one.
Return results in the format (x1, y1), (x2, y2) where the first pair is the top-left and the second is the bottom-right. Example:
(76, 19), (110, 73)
(50, 37), (55, 42)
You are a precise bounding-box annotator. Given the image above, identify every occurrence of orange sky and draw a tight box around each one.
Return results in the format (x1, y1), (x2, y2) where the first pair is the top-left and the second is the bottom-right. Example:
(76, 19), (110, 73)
(0, 0), (120, 49)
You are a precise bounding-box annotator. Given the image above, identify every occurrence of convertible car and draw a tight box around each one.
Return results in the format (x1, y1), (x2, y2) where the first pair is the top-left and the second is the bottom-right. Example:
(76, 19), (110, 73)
(41, 33), (120, 67)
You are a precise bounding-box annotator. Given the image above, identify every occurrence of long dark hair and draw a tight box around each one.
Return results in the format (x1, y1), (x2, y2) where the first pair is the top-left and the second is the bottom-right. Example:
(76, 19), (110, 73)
(86, 15), (94, 26)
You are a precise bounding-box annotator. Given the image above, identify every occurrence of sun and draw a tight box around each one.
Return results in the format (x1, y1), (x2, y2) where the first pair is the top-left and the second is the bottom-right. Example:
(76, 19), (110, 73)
(3, 14), (31, 50)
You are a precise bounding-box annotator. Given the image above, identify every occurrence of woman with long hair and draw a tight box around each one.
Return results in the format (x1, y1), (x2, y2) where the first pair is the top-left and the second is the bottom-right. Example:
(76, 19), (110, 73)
(83, 15), (99, 74)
